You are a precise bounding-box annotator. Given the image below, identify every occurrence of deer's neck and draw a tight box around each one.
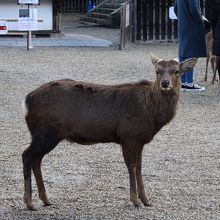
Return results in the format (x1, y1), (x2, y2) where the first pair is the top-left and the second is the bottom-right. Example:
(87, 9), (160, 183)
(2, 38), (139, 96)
(150, 86), (180, 129)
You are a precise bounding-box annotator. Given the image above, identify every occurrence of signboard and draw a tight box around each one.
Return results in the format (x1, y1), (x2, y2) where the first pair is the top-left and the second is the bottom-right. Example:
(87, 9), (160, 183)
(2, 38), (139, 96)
(17, 0), (40, 5)
(18, 8), (38, 31)
(0, 21), (8, 35)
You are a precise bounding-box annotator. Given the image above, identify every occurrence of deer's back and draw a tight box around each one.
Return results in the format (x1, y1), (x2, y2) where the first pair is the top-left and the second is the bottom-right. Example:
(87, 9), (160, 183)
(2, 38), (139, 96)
(25, 79), (155, 144)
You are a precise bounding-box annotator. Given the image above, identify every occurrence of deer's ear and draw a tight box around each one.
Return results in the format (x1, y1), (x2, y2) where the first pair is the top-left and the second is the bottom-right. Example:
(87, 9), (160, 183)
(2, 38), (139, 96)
(172, 58), (179, 63)
(150, 53), (161, 66)
(179, 58), (197, 74)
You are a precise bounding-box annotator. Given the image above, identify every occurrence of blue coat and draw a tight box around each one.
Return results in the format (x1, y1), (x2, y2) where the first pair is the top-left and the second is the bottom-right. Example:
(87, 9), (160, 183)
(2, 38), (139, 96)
(174, 0), (207, 58)
(212, 0), (220, 56)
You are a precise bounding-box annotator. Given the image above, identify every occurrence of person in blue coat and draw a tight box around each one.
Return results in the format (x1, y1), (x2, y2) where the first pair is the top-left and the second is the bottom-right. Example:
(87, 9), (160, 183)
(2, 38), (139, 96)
(174, 0), (207, 91)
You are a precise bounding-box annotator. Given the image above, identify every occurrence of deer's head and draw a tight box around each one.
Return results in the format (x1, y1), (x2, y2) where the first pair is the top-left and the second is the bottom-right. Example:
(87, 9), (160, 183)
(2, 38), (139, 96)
(151, 53), (197, 92)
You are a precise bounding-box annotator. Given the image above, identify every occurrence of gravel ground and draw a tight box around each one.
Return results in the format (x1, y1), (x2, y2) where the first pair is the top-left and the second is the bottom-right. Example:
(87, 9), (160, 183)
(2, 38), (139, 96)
(0, 42), (220, 220)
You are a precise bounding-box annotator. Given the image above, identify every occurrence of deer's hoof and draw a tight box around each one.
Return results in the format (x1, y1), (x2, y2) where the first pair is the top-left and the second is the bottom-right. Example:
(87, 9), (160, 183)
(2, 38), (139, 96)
(139, 195), (151, 207)
(143, 199), (152, 207)
(43, 202), (52, 207)
(27, 205), (37, 211)
(132, 199), (141, 207)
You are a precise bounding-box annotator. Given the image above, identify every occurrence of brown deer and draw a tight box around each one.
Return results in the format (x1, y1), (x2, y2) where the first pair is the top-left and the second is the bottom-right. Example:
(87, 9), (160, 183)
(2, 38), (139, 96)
(22, 54), (197, 210)
(204, 31), (220, 84)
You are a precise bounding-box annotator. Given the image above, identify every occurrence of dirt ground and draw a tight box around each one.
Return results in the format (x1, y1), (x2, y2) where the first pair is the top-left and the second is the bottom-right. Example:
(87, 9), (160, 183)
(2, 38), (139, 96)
(0, 43), (220, 220)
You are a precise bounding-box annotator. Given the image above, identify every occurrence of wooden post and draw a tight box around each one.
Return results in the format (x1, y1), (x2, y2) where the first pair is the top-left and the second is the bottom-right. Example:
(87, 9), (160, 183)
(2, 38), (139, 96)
(132, 0), (137, 42)
(155, 0), (160, 40)
(149, 0), (153, 40)
(120, 4), (125, 50)
(161, 0), (166, 40)
(27, 30), (33, 50)
(136, 0), (141, 40)
(167, 0), (172, 40)
(27, 4), (33, 50)
(142, 0), (147, 41)
(119, 2), (130, 50)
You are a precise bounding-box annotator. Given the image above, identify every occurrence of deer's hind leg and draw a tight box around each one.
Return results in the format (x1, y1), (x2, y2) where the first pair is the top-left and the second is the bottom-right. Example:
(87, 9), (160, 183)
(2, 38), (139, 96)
(22, 129), (61, 210)
(32, 156), (51, 206)
(211, 56), (218, 84)
(204, 56), (210, 81)
(22, 146), (35, 210)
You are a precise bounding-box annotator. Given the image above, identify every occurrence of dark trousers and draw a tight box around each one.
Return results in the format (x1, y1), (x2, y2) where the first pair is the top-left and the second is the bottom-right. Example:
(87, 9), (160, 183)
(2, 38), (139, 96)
(179, 56), (193, 84)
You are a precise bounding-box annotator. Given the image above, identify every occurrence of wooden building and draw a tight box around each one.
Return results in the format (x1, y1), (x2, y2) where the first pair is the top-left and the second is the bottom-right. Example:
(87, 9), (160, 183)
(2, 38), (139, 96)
(0, 0), (211, 39)
(0, 0), (62, 34)
(60, 0), (211, 42)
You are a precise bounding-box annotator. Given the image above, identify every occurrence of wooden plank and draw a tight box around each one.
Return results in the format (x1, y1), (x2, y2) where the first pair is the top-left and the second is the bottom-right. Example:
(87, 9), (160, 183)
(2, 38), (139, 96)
(160, 0), (166, 40)
(120, 1), (131, 49)
(142, 0), (147, 41)
(136, 0), (141, 40)
(132, 0), (137, 42)
(120, 4), (125, 49)
(73, 0), (76, 12)
(66, 0), (70, 12)
(167, 0), (172, 40)
(155, 0), (160, 40)
(148, 0), (153, 40)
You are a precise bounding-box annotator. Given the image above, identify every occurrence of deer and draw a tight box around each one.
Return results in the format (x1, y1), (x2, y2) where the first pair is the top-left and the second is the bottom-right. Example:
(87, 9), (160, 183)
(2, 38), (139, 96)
(204, 31), (220, 84)
(22, 53), (197, 210)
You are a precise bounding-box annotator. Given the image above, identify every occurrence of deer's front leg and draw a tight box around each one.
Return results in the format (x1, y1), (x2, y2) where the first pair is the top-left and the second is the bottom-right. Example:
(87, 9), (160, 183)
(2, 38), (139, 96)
(136, 148), (151, 206)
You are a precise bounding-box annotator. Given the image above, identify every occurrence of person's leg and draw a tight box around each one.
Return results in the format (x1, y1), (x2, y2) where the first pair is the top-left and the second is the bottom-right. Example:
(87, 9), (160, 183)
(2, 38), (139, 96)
(179, 56), (193, 84)
(179, 57), (205, 91)
(185, 68), (193, 84)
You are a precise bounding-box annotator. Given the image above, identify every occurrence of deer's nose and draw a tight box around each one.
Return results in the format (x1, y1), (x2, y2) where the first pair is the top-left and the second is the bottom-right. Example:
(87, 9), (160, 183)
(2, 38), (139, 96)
(161, 80), (170, 88)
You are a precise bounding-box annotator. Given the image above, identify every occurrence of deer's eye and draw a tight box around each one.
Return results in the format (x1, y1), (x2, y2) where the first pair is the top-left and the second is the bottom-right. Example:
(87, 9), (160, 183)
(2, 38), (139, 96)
(174, 70), (180, 75)
(156, 70), (159, 75)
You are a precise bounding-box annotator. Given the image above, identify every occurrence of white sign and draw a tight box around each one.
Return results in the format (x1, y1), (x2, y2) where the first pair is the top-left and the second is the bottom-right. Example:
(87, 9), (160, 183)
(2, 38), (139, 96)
(18, 8), (38, 31)
(0, 21), (8, 35)
(169, 7), (177, 19)
(125, 4), (129, 27)
(17, 0), (39, 5)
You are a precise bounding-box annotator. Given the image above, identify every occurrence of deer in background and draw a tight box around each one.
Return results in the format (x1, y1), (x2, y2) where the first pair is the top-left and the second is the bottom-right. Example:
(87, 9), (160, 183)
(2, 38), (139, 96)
(204, 31), (220, 84)
(22, 54), (197, 210)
